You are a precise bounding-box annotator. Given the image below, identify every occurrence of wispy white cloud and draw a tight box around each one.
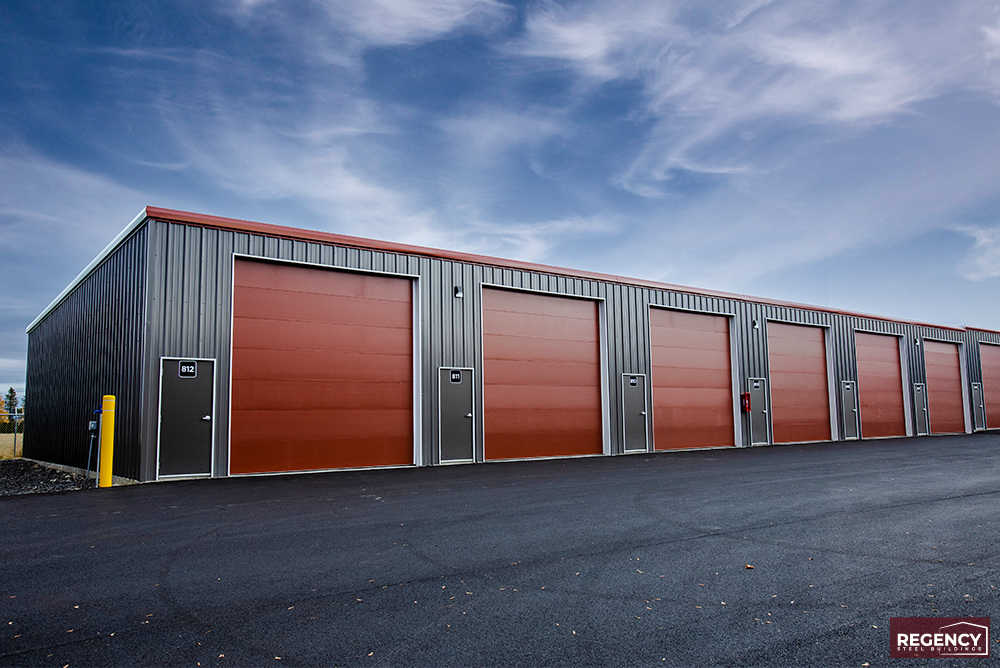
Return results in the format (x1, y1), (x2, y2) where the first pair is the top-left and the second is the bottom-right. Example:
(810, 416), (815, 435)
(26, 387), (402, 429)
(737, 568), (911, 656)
(0, 145), (149, 389)
(513, 0), (999, 193)
(222, 0), (513, 55)
(440, 108), (565, 166)
(0, 359), (25, 376)
(163, 111), (442, 243)
(5, 0), (997, 353)
(956, 225), (1000, 281)
(320, 0), (513, 46)
(460, 213), (617, 263)
(0, 144), (143, 249)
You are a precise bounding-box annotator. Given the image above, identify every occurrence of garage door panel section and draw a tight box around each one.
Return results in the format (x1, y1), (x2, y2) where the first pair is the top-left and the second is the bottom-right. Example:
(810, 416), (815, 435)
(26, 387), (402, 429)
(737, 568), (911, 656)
(231, 259), (413, 474)
(234, 318), (410, 354)
(924, 340), (965, 434)
(485, 359), (604, 387)
(233, 348), (412, 383)
(234, 379), (412, 411)
(484, 337), (600, 365)
(235, 260), (407, 298)
(483, 310), (599, 342)
(650, 309), (734, 450)
(768, 322), (831, 443)
(235, 289), (410, 330)
(485, 384), (602, 411)
(483, 288), (603, 460)
(983, 344), (1000, 429)
(855, 332), (906, 438)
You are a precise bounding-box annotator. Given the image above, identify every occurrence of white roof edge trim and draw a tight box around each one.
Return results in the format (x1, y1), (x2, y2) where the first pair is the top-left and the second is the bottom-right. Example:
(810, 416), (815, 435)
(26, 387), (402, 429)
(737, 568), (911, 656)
(26, 207), (150, 333)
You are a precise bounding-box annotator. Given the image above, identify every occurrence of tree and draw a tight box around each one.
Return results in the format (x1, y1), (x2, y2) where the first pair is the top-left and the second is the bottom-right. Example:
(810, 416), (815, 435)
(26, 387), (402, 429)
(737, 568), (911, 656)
(3, 387), (15, 415)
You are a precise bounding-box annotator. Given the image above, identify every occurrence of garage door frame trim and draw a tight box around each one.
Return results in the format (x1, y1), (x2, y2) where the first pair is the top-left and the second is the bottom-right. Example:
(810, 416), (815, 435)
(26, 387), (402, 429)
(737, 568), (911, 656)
(227, 254), (422, 476)
(922, 336), (972, 434)
(478, 282), (611, 461)
(764, 318), (838, 443)
(852, 329), (913, 439)
(647, 304), (742, 449)
(980, 341), (1000, 430)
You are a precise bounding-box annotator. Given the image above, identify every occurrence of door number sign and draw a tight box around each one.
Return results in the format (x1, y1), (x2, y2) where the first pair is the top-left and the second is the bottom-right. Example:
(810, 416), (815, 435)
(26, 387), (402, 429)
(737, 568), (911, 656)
(178, 361), (197, 378)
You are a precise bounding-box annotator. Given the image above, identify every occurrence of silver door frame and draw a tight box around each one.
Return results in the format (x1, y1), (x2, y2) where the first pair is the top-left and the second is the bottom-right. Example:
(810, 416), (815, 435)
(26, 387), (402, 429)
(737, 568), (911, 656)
(478, 283), (611, 461)
(923, 337), (973, 435)
(841, 380), (859, 440)
(157, 356), (217, 480)
(971, 382), (986, 431)
(621, 373), (649, 453)
(899, 337), (915, 436)
(227, 255), (423, 475)
(748, 376), (770, 445)
(438, 366), (475, 463)
(913, 383), (929, 435)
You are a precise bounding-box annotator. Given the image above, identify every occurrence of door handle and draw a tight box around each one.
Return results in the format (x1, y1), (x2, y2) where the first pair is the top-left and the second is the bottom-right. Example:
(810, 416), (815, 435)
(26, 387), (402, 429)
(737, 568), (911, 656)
(201, 415), (212, 421)
(640, 411), (646, 415)
(465, 413), (473, 418)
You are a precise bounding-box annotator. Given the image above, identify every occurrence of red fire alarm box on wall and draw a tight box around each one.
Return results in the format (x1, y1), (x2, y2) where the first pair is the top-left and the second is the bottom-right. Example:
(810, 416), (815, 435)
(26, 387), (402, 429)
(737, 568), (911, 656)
(740, 392), (751, 412)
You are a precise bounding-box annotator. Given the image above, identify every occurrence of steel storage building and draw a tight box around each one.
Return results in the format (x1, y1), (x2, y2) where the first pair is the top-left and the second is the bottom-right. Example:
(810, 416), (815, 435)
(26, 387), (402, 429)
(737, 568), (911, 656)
(24, 207), (1000, 483)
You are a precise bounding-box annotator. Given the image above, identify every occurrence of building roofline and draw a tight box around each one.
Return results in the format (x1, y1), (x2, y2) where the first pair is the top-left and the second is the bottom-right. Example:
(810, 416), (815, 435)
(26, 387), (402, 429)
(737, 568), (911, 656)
(146, 207), (971, 332)
(26, 208), (150, 333)
(29, 206), (976, 334)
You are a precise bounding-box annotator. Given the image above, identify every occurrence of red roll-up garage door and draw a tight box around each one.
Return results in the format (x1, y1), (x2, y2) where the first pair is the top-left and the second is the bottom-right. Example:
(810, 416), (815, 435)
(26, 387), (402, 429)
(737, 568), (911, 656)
(649, 309), (734, 449)
(767, 322), (831, 443)
(230, 259), (413, 474)
(983, 344), (1000, 429)
(482, 288), (603, 460)
(854, 332), (906, 438)
(924, 340), (965, 434)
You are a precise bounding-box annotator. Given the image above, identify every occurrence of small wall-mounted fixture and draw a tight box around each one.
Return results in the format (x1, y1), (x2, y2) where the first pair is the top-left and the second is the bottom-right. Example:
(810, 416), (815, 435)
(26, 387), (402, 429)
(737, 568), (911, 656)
(915, 338), (920, 346)
(752, 319), (760, 329)
(454, 286), (464, 298)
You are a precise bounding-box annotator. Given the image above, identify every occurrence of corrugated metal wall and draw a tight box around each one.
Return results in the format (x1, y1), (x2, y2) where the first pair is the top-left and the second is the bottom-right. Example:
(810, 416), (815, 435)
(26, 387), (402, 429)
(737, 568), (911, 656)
(24, 225), (148, 479)
(29, 214), (1000, 482)
(139, 217), (1000, 477)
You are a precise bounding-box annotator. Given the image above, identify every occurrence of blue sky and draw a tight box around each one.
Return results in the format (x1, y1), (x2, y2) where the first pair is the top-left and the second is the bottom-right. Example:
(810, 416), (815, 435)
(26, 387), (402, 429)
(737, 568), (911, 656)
(3, 0), (1000, 398)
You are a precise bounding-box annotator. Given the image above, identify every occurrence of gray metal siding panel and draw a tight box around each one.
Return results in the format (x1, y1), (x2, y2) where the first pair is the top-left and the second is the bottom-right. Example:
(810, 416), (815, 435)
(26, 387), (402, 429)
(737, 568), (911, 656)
(142, 222), (235, 480)
(24, 224), (148, 479)
(146, 221), (447, 473)
(42, 214), (993, 483)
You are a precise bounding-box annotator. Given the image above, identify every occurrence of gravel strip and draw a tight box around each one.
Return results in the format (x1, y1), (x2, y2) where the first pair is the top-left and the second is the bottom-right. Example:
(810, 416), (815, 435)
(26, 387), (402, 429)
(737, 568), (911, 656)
(0, 459), (91, 496)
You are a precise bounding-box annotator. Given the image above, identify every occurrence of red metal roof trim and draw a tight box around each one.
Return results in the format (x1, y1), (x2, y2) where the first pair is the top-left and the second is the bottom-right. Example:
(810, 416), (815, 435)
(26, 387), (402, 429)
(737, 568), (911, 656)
(145, 206), (970, 332)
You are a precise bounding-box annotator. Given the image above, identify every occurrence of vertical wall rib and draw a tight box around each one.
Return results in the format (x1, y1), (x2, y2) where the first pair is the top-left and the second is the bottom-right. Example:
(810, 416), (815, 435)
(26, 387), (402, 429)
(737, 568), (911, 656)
(25, 224), (148, 479)
(29, 214), (1000, 483)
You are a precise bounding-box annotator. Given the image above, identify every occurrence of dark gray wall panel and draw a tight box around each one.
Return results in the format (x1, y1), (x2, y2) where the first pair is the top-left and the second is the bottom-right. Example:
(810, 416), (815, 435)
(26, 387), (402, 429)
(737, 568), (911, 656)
(25, 225), (148, 479)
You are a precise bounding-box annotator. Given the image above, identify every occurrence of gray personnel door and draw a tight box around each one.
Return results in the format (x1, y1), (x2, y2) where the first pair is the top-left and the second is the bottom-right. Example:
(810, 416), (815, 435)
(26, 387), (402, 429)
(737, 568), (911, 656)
(622, 374), (648, 452)
(913, 383), (929, 435)
(748, 378), (769, 445)
(439, 368), (474, 462)
(158, 358), (214, 477)
(842, 381), (859, 439)
(971, 383), (986, 431)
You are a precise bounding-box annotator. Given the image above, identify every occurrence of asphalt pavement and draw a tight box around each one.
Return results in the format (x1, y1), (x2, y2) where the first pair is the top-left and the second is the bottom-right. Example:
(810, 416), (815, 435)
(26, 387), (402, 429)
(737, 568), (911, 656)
(2, 433), (999, 667)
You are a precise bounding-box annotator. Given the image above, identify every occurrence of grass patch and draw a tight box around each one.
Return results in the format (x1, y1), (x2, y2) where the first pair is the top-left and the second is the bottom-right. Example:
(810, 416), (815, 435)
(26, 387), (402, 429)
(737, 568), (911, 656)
(0, 433), (22, 459)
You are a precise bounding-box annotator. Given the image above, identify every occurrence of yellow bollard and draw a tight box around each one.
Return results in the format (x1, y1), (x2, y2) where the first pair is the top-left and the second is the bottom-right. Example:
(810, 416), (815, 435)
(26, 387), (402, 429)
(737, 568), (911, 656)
(98, 395), (115, 488)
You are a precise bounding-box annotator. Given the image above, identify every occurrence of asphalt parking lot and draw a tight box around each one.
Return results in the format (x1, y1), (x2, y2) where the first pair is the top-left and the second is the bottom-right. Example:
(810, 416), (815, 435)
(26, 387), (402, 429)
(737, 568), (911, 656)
(2, 433), (999, 667)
